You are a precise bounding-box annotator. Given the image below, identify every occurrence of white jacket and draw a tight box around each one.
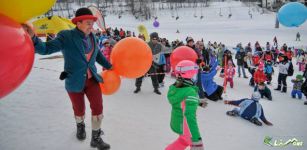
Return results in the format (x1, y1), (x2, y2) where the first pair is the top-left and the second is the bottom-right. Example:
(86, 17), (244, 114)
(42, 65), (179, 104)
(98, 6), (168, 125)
(278, 62), (290, 75)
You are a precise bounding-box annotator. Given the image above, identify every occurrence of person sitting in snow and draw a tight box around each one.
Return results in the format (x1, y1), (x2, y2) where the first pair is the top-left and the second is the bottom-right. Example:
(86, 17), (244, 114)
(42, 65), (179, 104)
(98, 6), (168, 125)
(255, 82), (272, 100)
(201, 59), (224, 101)
(224, 92), (273, 126)
(224, 60), (236, 88)
(167, 60), (207, 150)
(291, 75), (304, 99)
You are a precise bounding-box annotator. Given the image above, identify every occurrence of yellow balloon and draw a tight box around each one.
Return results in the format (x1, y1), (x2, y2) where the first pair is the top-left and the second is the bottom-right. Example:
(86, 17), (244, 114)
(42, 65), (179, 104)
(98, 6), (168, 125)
(0, 0), (56, 23)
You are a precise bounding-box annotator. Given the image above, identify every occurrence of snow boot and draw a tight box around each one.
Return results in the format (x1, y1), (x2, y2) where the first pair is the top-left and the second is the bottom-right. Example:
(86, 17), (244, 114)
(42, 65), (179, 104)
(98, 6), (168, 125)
(282, 86), (287, 93)
(154, 88), (161, 95)
(226, 110), (238, 116)
(76, 122), (86, 140)
(90, 129), (110, 150)
(304, 101), (307, 105)
(134, 87), (141, 93)
(274, 85), (281, 91)
(250, 118), (262, 126)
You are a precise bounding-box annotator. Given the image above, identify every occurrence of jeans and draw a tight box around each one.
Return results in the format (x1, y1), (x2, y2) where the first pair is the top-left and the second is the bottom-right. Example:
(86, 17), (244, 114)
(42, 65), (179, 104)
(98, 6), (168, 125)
(292, 90), (302, 99)
(238, 65), (246, 77)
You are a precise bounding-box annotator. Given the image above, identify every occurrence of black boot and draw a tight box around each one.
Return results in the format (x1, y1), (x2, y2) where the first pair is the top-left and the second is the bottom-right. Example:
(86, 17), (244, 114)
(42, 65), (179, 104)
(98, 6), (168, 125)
(154, 88), (161, 95)
(91, 129), (110, 150)
(282, 86), (287, 93)
(226, 110), (238, 116)
(134, 87), (141, 93)
(250, 117), (262, 126)
(274, 85), (281, 91)
(76, 122), (86, 140)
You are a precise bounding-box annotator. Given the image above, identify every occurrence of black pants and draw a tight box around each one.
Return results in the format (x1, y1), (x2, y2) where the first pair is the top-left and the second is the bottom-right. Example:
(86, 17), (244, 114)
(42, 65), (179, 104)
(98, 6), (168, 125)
(248, 68), (255, 86)
(135, 66), (159, 89)
(266, 73), (272, 83)
(196, 69), (206, 99)
(205, 85), (224, 101)
(259, 90), (272, 100)
(156, 65), (165, 84)
(277, 73), (287, 91)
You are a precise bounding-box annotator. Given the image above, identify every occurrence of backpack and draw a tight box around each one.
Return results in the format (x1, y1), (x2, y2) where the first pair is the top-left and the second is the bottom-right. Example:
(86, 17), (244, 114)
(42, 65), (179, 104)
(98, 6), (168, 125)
(287, 62), (294, 76)
(301, 80), (307, 96)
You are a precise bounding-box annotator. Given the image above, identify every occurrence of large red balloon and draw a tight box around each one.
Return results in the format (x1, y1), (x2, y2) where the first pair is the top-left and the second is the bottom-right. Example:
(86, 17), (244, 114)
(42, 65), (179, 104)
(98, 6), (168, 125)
(0, 14), (34, 99)
(111, 37), (152, 78)
(99, 70), (121, 95)
(170, 46), (198, 70)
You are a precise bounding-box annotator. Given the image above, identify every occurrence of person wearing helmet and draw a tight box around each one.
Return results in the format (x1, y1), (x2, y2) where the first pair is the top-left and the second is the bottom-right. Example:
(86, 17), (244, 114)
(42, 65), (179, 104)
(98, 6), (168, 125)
(224, 92), (273, 126)
(167, 60), (207, 150)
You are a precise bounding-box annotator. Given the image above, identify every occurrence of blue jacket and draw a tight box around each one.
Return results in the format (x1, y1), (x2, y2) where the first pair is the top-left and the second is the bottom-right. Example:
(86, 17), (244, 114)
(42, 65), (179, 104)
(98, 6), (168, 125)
(264, 64), (274, 74)
(32, 28), (112, 92)
(229, 99), (267, 121)
(201, 60), (218, 96)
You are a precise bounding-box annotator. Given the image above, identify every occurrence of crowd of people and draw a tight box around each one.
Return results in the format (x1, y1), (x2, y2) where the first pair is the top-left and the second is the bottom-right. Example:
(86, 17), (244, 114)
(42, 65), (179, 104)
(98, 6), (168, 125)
(23, 7), (307, 150)
(95, 27), (307, 104)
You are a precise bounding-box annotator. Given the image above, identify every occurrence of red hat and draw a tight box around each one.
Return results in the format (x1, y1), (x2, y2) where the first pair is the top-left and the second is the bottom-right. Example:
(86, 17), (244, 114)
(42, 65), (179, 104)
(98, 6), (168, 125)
(72, 8), (97, 24)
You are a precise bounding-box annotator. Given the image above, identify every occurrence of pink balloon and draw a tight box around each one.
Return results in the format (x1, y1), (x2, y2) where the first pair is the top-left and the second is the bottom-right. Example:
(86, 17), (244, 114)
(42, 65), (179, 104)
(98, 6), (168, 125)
(170, 46), (198, 70)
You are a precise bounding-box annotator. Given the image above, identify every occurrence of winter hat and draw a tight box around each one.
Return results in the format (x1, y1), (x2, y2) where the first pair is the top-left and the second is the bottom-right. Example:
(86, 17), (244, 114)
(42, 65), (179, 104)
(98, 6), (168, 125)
(102, 39), (109, 45)
(186, 37), (194, 43)
(150, 32), (159, 40)
(72, 7), (97, 24)
(251, 92), (261, 101)
(296, 74), (303, 81)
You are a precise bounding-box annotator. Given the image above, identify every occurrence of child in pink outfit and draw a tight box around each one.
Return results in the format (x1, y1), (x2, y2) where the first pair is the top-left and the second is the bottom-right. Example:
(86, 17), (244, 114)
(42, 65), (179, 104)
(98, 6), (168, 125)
(224, 60), (236, 88)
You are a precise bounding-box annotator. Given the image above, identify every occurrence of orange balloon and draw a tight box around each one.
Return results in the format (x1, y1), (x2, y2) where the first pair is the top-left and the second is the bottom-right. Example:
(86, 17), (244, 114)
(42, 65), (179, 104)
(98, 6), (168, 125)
(111, 37), (152, 78)
(99, 70), (121, 95)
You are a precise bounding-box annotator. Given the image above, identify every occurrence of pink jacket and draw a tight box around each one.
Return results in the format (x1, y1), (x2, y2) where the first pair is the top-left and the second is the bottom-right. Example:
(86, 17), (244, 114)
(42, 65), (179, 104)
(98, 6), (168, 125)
(102, 46), (112, 61)
(225, 66), (235, 79)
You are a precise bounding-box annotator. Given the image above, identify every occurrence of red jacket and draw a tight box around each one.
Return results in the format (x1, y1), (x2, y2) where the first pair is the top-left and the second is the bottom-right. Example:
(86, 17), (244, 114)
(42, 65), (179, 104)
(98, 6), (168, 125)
(252, 55), (260, 65)
(264, 53), (273, 61)
(285, 51), (293, 60)
(254, 69), (267, 84)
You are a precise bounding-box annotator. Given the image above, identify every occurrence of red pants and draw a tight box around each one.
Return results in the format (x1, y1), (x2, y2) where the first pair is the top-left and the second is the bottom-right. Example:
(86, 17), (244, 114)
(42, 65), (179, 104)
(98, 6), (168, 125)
(67, 78), (103, 116)
(224, 78), (234, 88)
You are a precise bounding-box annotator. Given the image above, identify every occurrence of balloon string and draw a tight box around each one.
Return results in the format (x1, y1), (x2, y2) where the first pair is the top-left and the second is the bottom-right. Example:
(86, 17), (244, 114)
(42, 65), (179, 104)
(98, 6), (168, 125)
(32, 66), (297, 89)
(33, 66), (61, 73)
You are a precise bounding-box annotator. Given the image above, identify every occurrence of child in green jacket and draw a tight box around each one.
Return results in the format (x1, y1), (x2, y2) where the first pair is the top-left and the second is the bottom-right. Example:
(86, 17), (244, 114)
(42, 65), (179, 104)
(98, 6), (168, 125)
(167, 60), (207, 150)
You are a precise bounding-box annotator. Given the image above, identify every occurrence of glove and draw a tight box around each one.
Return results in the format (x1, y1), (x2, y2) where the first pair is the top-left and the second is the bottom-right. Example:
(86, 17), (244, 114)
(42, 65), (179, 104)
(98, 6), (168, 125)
(196, 58), (202, 65)
(264, 120), (273, 126)
(59, 71), (68, 80)
(199, 99), (208, 108)
(191, 140), (204, 150)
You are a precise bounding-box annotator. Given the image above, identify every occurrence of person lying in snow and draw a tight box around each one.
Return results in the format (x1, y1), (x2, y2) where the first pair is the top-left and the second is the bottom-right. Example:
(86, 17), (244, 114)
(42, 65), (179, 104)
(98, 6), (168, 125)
(224, 92), (273, 126)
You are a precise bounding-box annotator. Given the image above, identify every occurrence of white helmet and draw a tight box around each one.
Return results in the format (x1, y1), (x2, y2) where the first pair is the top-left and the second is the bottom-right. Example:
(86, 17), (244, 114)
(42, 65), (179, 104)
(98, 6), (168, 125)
(251, 92), (261, 101)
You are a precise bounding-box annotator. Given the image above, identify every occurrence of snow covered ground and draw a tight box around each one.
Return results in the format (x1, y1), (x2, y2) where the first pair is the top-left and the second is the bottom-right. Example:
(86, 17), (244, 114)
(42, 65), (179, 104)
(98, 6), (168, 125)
(1, 1), (307, 150)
